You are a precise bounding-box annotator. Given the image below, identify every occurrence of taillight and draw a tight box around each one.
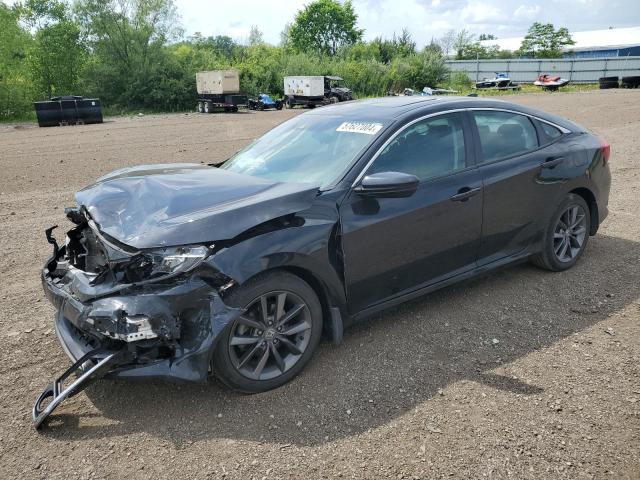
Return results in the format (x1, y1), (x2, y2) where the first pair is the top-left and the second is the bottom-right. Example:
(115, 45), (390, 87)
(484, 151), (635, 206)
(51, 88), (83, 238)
(598, 136), (611, 164)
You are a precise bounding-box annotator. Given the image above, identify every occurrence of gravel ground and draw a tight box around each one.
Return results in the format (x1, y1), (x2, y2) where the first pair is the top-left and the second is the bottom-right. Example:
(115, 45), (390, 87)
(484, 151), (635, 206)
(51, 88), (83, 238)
(0, 90), (639, 479)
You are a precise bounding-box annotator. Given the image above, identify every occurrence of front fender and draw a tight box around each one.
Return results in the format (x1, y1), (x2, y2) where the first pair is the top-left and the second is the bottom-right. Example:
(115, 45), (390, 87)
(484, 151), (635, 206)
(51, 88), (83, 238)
(208, 219), (347, 310)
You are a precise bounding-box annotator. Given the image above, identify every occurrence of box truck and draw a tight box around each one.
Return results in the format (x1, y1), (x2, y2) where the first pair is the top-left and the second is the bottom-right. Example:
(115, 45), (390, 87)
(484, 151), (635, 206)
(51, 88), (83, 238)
(196, 70), (248, 113)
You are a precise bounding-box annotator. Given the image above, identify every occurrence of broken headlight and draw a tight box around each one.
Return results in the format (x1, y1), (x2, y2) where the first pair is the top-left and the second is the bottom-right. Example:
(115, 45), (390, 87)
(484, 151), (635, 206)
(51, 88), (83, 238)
(148, 245), (210, 274)
(124, 245), (210, 282)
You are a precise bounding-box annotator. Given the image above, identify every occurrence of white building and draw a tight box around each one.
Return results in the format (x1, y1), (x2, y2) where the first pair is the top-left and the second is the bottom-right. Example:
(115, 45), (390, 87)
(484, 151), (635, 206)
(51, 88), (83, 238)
(480, 26), (640, 58)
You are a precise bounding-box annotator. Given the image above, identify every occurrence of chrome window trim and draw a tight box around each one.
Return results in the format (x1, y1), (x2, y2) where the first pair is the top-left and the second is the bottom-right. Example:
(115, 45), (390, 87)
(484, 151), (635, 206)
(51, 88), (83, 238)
(467, 107), (571, 134)
(351, 107), (571, 187)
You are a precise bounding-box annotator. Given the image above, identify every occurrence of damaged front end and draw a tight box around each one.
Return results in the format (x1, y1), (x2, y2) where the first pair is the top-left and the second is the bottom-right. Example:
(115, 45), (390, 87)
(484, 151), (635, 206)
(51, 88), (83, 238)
(34, 208), (242, 428)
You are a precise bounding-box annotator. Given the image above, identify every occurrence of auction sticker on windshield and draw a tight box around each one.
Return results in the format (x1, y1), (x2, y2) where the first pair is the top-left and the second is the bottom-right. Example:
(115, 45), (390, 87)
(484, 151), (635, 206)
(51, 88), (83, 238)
(336, 122), (383, 135)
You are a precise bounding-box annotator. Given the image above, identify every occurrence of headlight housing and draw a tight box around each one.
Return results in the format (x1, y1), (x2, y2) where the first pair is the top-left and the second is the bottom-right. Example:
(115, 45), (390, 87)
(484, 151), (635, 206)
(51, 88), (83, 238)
(123, 245), (210, 282)
(148, 245), (210, 275)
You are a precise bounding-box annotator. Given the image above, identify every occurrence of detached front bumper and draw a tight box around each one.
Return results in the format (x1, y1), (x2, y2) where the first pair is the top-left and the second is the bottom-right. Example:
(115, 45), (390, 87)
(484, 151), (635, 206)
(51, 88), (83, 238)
(35, 225), (242, 429)
(42, 266), (241, 383)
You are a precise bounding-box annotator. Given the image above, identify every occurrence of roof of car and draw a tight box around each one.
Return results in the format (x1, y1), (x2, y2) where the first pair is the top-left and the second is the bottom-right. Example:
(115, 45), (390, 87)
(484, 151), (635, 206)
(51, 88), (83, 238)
(302, 95), (580, 132)
(304, 96), (488, 120)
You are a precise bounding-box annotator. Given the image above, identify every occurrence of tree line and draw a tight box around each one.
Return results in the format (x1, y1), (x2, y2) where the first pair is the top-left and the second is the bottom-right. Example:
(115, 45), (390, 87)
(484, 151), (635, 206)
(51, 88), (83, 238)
(0, 0), (575, 120)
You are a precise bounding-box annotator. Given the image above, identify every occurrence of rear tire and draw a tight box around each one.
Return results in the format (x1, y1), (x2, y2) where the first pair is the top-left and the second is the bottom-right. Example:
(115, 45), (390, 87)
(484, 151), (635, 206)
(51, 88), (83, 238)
(530, 194), (590, 271)
(599, 76), (619, 89)
(197, 101), (204, 113)
(212, 271), (323, 393)
(599, 80), (618, 89)
(204, 101), (211, 113)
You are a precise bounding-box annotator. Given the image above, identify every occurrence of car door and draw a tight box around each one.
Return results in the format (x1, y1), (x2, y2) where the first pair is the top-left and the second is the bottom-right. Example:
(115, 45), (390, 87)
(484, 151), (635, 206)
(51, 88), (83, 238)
(339, 112), (483, 314)
(469, 109), (568, 265)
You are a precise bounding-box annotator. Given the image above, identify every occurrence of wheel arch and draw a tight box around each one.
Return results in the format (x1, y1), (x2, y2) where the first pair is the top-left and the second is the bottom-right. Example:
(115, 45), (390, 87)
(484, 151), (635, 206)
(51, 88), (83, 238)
(238, 265), (344, 344)
(569, 187), (599, 235)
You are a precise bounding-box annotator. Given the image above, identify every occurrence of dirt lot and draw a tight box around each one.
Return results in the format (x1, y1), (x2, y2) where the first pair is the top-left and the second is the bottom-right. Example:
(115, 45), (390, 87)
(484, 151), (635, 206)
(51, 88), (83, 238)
(0, 90), (639, 479)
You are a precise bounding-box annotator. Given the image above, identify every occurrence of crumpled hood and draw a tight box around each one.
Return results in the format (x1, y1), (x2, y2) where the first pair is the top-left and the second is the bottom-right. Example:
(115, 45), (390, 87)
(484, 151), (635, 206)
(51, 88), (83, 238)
(76, 163), (318, 249)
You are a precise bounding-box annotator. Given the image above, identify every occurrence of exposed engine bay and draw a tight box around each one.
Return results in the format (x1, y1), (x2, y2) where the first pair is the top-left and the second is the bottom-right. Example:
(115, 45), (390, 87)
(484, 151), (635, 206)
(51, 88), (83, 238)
(35, 207), (243, 428)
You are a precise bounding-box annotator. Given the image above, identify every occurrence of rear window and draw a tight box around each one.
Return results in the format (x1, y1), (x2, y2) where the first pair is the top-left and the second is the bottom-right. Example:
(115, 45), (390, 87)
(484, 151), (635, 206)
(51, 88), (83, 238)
(472, 111), (538, 164)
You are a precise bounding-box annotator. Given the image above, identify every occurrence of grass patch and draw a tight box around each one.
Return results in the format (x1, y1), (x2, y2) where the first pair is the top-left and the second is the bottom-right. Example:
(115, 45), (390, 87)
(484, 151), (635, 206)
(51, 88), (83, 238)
(445, 83), (600, 97)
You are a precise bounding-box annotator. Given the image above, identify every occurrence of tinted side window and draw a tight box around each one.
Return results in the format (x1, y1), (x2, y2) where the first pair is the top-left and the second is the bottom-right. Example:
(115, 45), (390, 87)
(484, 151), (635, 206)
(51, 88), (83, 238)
(472, 111), (538, 164)
(368, 113), (466, 180)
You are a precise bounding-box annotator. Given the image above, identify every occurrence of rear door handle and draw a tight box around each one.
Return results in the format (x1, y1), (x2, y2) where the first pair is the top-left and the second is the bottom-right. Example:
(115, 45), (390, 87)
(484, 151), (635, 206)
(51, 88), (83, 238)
(450, 186), (481, 202)
(542, 156), (564, 168)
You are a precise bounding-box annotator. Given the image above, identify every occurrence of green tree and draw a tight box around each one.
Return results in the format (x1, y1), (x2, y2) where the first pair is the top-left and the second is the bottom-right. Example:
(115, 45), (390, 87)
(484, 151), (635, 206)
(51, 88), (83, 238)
(24, 0), (85, 98)
(0, 3), (33, 118)
(289, 0), (363, 56)
(424, 40), (442, 56)
(453, 29), (475, 59)
(387, 49), (448, 91)
(438, 29), (456, 57)
(248, 25), (264, 46)
(371, 28), (416, 64)
(518, 22), (575, 58)
(279, 23), (292, 48)
(75, 0), (181, 108)
(456, 41), (507, 60)
(210, 35), (239, 60)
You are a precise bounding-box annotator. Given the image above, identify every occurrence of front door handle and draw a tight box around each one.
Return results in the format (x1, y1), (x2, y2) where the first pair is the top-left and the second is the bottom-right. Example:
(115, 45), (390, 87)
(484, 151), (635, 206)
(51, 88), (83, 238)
(450, 186), (481, 202)
(542, 156), (564, 168)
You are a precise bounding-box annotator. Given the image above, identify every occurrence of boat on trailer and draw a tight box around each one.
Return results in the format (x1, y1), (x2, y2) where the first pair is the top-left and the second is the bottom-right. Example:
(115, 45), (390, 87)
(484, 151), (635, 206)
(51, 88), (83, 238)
(475, 73), (520, 90)
(534, 74), (570, 91)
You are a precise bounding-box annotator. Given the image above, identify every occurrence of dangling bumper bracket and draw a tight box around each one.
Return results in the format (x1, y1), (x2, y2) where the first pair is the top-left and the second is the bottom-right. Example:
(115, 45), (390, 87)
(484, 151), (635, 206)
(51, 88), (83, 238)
(32, 348), (127, 429)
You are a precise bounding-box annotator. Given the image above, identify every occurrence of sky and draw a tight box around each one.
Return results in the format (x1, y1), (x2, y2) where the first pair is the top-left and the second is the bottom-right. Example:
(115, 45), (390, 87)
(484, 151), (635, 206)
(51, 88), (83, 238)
(175, 0), (640, 47)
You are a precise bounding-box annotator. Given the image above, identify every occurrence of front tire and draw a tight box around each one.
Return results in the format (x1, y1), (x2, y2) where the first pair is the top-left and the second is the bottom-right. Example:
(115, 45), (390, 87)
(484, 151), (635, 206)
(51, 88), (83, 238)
(531, 194), (590, 271)
(212, 271), (323, 393)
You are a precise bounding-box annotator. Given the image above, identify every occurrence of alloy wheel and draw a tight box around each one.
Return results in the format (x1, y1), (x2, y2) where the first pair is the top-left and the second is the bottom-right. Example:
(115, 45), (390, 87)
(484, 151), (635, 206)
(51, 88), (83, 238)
(228, 291), (312, 381)
(553, 204), (587, 262)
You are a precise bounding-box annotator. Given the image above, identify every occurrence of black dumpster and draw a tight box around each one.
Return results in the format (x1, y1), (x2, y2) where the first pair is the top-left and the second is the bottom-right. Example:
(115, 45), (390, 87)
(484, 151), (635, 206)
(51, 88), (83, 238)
(34, 101), (63, 127)
(76, 98), (103, 124)
(34, 96), (103, 127)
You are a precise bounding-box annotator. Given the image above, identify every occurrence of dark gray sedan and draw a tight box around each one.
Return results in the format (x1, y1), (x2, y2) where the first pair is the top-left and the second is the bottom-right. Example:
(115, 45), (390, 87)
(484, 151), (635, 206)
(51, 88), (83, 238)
(35, 96), (611, 428)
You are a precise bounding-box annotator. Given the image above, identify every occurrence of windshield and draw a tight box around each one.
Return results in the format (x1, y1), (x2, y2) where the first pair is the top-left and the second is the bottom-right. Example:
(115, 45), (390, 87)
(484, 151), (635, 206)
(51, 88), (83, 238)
(221, 114), (386, 188)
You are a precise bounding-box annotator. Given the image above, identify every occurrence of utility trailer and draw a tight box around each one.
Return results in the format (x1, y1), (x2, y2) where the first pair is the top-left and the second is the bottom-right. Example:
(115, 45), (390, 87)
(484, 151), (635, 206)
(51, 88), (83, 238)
(283, 76), (353, 108)
(196, 70), (248, 113)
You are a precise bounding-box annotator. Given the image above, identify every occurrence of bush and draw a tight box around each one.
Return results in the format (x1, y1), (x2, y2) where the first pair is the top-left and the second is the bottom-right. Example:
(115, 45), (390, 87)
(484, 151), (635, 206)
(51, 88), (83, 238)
(447, 70), (473, 89)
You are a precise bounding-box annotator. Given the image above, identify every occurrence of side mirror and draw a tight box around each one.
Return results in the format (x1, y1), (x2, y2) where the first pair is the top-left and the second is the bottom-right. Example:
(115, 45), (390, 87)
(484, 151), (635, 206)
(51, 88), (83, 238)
(354, 171), (419, 198)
